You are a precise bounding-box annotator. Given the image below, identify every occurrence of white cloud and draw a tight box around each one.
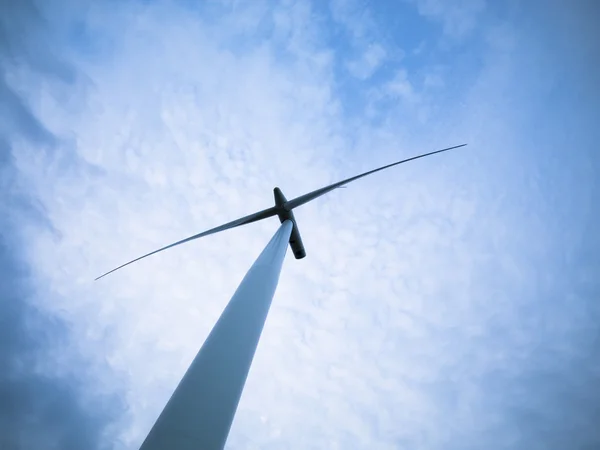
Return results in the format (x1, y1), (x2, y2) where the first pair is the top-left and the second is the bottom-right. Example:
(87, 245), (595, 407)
(413, 0), (486, 39)
(5, 0), (600, 449)
(423, 70), (445, 89)
(329, 0), (375, 43)
(384, 69), (420, 103)
(346, 43), (387, 79)
(329, 0), (402, 81)
(364, 69), (434, 125)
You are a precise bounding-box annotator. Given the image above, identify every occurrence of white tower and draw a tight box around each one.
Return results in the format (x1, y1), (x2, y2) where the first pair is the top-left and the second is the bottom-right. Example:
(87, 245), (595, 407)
(139, 220), (293, 450)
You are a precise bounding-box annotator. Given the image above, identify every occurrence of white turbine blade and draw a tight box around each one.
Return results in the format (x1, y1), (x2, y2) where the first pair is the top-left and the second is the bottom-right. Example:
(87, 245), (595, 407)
(284, 144), (467, 210)
(95, 206), (279, 280)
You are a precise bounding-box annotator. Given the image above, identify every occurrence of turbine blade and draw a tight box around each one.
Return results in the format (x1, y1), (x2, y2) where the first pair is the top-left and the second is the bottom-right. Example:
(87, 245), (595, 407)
(285, 144), (467, 210)
(95, 206), (279, 280)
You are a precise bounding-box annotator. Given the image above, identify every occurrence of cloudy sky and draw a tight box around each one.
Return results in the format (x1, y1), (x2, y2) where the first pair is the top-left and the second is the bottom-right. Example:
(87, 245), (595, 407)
(1, 0), (599, 449)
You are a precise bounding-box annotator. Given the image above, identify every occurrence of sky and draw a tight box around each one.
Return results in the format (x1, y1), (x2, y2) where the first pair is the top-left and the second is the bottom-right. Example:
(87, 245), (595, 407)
(1, 0), (598, 449)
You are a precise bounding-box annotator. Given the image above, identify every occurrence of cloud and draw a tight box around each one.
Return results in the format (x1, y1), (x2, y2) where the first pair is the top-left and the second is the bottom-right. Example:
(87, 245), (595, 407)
(1, 1), (125, 449)
(0, 220), (123, 450)
(383, 69), (419, 103)
(329, 0), (377, 44)
(412, 0), (486, 40)
(328, 0), (402, 82)
(1, 145), (124, 450)
(3, 0), (599, 449)
(346, 43), (387, 79)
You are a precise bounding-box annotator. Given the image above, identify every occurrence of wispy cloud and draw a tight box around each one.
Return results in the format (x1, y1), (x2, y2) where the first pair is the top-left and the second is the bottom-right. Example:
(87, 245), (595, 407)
(346, 44), (387, 80)
(412, 0), (486, 40)
(1, 2), (125, 449)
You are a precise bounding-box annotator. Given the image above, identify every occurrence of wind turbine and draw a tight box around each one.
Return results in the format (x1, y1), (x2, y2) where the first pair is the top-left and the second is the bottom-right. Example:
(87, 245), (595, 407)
(97, 143), (466, 450)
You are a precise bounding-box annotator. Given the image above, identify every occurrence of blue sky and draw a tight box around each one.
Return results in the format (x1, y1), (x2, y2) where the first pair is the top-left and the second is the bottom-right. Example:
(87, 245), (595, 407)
(1, 0), (598, 449)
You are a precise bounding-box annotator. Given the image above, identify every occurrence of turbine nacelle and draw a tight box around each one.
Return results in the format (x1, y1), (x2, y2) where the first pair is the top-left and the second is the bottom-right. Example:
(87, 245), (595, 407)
(273, 187), (306, 259)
